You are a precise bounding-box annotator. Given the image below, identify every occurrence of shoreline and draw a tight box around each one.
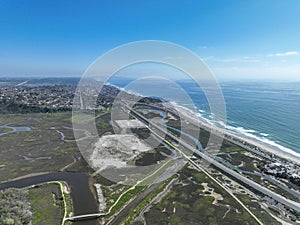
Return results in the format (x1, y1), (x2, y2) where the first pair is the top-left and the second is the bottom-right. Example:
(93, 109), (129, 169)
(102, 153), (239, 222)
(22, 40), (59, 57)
(0, 172), (51, 185)
(111, 80), (300, 165)
(165, 102), (300, 165)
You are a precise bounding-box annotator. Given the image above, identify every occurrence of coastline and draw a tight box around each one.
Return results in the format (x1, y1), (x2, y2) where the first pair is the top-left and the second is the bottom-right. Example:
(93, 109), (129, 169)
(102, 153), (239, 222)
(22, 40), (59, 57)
(109, 81), (300, 165)
(171, 103), (300, 165)
(0, 172), (51, 185)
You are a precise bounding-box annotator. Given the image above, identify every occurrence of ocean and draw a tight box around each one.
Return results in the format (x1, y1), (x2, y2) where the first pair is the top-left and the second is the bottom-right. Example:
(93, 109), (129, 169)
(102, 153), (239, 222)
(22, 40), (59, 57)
(180, 80), (300, 159)
(107, 77), (300, 159)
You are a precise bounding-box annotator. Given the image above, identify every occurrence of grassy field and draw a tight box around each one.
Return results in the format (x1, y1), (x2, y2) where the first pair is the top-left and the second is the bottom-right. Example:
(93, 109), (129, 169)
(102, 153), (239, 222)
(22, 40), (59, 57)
(0, 112), (90, 182)
(28, 183), (62, 225)
(0, 127), (13, 133)
(123, 175), (178, 224)
(235, 194), (281, 225)
(144, 166), (261, 225)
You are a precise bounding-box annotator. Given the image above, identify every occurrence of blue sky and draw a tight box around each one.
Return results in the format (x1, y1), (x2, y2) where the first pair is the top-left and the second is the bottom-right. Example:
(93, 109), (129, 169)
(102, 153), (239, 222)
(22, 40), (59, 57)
(0, 0), (300, 80)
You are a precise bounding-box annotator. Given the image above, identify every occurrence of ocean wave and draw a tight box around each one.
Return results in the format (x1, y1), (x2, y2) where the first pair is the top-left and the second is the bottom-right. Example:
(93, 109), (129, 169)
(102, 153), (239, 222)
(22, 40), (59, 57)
(106, 81), (300, 160)
(229, 126), (256, 134)
(105, 82), (143, 98)
(193, 108), (300, 159)
(260, 133), (269, 137)
(170, 101), (214, 125)
(196, 113), (213, 124)
(161, 97), (300, 159)
(215, 121), (257, 135)
(218, 120), (300, 159)
(259, 137), (300, 158)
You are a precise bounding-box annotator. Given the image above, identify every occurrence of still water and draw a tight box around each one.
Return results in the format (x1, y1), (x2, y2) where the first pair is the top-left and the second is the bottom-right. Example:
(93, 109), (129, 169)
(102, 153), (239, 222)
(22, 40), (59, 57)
(0, 171), (99, 225)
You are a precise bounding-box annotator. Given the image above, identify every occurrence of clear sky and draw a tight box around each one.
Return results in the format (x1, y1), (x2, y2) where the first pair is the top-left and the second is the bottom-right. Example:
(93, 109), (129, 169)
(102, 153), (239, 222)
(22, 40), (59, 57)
(0, 0), (300, 80)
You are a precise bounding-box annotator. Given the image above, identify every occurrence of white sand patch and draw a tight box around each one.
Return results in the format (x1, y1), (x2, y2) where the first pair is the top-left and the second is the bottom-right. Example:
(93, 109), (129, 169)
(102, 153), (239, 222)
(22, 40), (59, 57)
(115, 119), (147, 129)
(61, 183), (70, 194)
(167, 112), (177, 120)
(201, 182), (223, 205)
(91, 134), (151, 171)
(94, 183), (107, 212)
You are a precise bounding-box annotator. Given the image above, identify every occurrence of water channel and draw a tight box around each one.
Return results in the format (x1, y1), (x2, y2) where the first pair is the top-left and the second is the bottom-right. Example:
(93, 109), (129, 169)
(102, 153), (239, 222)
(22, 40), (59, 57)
(0, 124), (31, 136)
(0, 172), (99, 225)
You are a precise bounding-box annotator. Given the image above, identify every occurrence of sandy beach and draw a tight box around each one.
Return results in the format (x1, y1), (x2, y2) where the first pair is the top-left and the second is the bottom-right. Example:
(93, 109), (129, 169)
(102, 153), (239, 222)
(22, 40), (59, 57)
(168, 103), (300, 166)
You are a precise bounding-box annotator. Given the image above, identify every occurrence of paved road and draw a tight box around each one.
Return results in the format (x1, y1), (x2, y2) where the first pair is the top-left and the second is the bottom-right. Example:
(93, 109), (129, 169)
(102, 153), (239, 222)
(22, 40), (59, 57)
(125, 104), (300, 212)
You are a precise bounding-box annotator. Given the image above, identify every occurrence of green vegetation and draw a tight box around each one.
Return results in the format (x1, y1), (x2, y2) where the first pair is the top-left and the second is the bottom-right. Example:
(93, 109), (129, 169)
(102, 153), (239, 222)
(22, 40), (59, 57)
(71, 113), (95, 124)
(219, 139), (245, 153)
(144, 167), (259, 225)
(105, 185), (145, 218)
(95, 112), (114, 136)
(123, 175), (177, 224)
(0, 101), (71, 114)
(64, 192), (72, 216)
(289, 208), (300, 218)
(101, 183), (128, 208)
(235, 194), (281, 225)
(28, 183), (63, 225)
(0, 188), (31, 225)
(0, 112), (91, 182)
(58, 182), (73, 218)
(0, 127), (13, 133)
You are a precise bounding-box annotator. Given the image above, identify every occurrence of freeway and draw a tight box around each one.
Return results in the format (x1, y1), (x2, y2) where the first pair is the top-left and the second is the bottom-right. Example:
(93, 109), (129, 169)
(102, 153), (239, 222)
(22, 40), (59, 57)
(124, 103), (300, 212)
(134, 102), (273, 161)
(156, 107), (300, 200)
(65, 144), (181, 223)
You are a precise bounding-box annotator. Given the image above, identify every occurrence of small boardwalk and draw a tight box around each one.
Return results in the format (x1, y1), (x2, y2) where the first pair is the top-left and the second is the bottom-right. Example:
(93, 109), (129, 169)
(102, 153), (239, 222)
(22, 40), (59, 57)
(65, 213), (101, 221)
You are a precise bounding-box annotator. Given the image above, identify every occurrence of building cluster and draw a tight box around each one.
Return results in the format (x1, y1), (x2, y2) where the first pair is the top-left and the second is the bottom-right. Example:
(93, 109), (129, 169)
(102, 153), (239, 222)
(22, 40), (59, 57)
(0, 85), (75, 109)
(262, 196), (299, 220)
(0, 83), (143, 111)
(262, 162), (300, 186)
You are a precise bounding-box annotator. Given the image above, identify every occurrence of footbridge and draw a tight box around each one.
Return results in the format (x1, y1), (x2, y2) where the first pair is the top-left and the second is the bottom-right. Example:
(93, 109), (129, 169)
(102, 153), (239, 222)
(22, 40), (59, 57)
(65, 213), (101, 222)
